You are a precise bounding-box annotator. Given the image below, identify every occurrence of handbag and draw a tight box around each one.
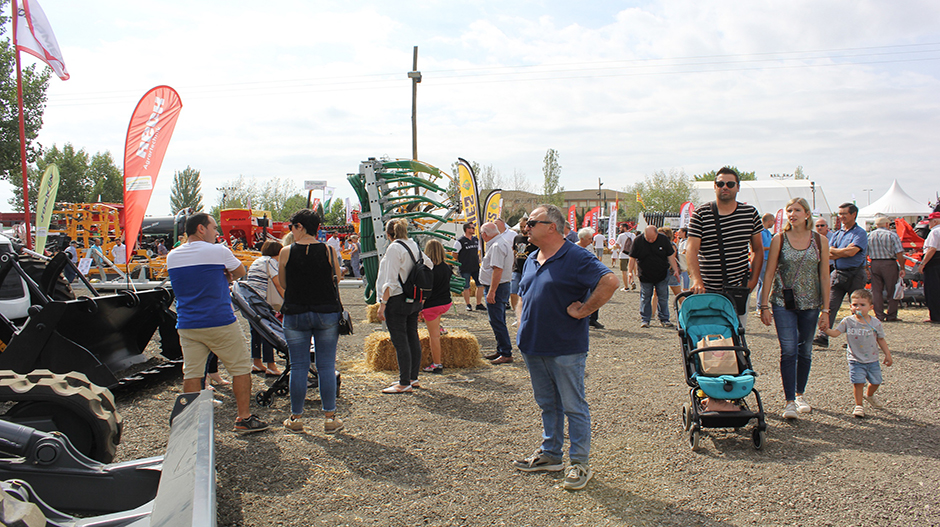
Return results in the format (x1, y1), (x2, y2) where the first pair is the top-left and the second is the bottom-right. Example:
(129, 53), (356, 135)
(696, 334), (739, 375)
(327, 245), (353, 335)
(893, 278), (905, 301)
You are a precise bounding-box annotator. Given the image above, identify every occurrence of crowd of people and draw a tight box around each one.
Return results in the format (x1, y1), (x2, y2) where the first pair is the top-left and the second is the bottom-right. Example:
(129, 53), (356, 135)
(159, 166), (939, 494)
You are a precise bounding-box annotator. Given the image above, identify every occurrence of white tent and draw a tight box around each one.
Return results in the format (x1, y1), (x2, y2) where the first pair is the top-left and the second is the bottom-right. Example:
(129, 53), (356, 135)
(692, 180), (833, 217)
(857, 180), (932, 218)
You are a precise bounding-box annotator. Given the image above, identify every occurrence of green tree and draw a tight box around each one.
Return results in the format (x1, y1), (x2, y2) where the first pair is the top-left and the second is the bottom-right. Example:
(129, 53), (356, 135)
(793, 165), (808, 180)
(693, 166), (757, 181)
(541, 148), (564, 207)
(0, 1), (52, 207)
(170, 166), (204, 213)
(212, 175), (307, 221)
(25, 143), (91, 210)
(324, 197), (346, 225)
(87, 152), (123, 203)
(622, 169), (695, 216)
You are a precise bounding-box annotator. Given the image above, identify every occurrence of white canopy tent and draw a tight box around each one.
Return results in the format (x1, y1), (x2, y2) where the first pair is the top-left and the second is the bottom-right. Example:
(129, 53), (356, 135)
(692, 180), (833, 218)
(857, 180), (932, 219)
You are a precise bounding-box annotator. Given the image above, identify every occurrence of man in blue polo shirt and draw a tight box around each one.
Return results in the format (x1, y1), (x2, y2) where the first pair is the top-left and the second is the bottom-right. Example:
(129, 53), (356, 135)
(814, 202), (869, 348)
(168, 212), (269, 434)
(511, 204), (619, 491)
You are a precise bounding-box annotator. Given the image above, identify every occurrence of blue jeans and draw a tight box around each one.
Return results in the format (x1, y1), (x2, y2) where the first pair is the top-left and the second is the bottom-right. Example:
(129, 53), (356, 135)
(485, 282), (512, 357)
(680, 271), (689, 290)
(250, 327), (275, 363)
(283, 311), (341, 415)
(523, 352), (590, 464)
(772, 305), (817, 401)
(639, 279), (670, 324)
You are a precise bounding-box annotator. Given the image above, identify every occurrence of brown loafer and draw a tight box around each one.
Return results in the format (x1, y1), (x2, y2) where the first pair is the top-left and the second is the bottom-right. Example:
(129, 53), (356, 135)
(490, 355), (514, 365)
(483, 352), (500, 360)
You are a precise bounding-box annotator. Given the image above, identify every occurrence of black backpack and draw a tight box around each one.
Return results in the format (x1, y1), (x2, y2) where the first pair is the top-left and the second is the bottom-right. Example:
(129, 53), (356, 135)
(396, 240), (433, 304)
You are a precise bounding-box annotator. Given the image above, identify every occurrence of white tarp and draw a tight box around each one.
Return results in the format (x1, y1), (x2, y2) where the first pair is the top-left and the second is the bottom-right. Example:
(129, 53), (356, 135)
(693, 180), (833, 218)
(857, 180), (932, 218)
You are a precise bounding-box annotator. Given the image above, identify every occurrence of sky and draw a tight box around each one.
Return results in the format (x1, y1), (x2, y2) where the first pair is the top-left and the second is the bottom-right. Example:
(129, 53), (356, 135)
(6, 0), (940, 218)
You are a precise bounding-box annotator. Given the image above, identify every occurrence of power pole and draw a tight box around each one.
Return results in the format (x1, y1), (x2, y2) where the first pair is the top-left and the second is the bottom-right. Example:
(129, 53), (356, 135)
(408, 46), (421, 161)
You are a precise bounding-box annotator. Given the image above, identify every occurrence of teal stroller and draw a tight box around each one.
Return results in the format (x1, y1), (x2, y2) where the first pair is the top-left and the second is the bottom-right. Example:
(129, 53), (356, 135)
(676, 293), (767, 451)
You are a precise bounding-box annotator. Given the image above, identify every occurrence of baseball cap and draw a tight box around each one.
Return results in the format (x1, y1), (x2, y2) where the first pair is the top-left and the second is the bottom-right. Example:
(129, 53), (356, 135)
(928, 212), (940, 220)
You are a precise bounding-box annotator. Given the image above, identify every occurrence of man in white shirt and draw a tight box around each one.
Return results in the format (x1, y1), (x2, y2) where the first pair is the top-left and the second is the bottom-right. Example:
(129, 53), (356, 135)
(592, 230), (607, 262)
(917, 211), (940, 324)
(480, 222), (515, 364)
(613, 225), (636, 291)
(112, 241), (127, 265)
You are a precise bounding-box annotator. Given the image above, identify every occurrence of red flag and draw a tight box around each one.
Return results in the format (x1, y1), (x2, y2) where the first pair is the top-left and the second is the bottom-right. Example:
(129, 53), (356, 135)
(123, 86), (183, 263)
(567, 205), (577, 232)
(13, 0), (69, 80)
(774, 209), (785, 233)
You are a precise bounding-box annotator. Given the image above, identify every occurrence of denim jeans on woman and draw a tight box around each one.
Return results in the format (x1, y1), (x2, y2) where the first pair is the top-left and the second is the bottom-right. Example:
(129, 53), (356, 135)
(523, 352), (590, 464)
(772, 305), (818, 401)
(283, 310), (341, 415)
(384, 295), (422, 386)
(639, 278), (670, 324)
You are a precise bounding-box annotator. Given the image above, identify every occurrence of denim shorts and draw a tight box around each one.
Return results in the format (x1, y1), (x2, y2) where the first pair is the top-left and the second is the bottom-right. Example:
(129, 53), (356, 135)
(460, 270), (480, 290)
(848, 361), (883, 385)
(510, 271), (522, 295)
(667, 272), (679, 287)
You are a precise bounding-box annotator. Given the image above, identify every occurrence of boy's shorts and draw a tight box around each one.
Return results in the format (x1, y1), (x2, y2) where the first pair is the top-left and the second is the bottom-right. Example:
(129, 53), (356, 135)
(848, 360), (883, 385)
(620, 258), (630, 271)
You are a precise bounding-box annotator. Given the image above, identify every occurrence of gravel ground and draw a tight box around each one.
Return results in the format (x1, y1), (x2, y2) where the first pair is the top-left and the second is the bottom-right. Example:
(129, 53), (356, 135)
(110, 276), (940, 527)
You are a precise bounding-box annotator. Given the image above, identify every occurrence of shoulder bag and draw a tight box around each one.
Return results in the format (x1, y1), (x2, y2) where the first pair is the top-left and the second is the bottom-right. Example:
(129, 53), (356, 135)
(327, 245), (353, 335)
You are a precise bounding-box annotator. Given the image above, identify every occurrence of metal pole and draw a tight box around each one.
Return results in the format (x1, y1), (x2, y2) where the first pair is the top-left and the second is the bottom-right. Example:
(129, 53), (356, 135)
(409, 46), (421, 162)
(13, 13), (33, 250)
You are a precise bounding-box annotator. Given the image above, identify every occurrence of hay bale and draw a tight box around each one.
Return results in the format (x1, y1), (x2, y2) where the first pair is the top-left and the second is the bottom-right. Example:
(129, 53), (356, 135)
(364, 328), (483, 371)
(366, 303), (382, 323)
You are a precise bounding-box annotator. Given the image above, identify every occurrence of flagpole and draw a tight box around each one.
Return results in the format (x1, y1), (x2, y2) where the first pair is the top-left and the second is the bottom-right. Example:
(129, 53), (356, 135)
(12, 0), (33, 250)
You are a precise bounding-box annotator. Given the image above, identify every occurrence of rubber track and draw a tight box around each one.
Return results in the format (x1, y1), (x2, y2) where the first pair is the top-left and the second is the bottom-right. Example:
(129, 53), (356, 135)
(0, 369), (123, 463)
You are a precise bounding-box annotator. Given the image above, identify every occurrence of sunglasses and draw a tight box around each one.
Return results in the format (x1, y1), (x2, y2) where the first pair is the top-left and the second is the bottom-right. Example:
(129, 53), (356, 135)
(714, 181), (737, 189)
(526, 220), (553, 228)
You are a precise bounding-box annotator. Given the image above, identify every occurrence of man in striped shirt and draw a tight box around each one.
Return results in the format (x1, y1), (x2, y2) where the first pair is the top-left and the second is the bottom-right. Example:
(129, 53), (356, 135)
(868, 216), (906, 322)
(685, 167), (763, 327)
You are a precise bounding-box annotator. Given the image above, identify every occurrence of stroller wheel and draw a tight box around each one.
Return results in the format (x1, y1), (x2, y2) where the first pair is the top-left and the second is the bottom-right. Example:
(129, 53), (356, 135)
(256, 391), (272, 407)
(681, 404), (691, 431)
(689, 428), (701, 451)
(752, 429), (766, 450)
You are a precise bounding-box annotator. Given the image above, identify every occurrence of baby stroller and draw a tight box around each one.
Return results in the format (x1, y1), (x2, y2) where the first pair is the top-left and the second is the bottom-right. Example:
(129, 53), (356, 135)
(675, 292), (767, 451)
(231, 281), (340, 407)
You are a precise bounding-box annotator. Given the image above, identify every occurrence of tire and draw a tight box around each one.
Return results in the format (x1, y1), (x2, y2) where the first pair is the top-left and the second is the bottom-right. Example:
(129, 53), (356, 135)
(0, 370), (122, 463)
(681, 404), (691, 431)
(689, 428), (701, 451)
(752, 429), (766, 450)
(19, 256), (75, 302)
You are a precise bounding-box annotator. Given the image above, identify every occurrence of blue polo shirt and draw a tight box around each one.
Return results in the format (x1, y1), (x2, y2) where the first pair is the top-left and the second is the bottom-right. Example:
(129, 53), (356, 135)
(830, 224), (868, 270)
(517, 240), (612, 356)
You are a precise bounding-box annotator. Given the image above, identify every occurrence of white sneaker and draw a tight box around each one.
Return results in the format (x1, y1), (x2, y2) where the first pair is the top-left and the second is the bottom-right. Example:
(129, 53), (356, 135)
(794, 396), (812, 414)
(864, 394), (884, 409)
(852, 405), (865, 418)
(782, 401), (798, 419)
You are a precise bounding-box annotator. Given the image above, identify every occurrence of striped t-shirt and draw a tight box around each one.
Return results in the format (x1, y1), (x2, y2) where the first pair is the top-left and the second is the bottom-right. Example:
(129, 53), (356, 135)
(687, 201), (761, 293)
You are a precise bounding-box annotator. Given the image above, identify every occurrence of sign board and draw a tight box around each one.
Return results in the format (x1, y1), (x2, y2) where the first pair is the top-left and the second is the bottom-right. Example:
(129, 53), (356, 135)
(664, 216), (681, 229)
(304, 180), (327, 191)
(77, 257), (93, 275)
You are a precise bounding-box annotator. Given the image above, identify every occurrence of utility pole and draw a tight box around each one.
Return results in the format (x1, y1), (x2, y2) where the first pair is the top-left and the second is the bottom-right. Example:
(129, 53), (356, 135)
(408, 46), (421, 162)
(597, 178), (604, 216)
(217, 186), (235, 209)
(863, 188), (873, 205)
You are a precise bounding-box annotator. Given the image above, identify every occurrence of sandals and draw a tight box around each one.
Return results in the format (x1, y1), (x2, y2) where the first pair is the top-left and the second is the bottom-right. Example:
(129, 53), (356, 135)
(264, 369), (282, 377)
(207, 373), (231, 386)
(382, 383), (413, 394)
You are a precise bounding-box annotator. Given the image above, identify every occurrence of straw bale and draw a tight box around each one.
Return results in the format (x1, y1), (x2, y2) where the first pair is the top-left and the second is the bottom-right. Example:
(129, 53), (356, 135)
(366, 303), (382, 323)
(364, 327), (483, 371)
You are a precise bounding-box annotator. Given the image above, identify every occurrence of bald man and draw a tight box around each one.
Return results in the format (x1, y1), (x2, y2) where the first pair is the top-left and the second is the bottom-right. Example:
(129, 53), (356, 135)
(868, 216), (906, 322)
(629, 226), (680, 328)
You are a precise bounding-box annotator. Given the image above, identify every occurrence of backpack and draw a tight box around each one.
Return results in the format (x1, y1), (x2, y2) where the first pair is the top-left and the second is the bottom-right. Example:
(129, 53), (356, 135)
(396, 240), (433, 304)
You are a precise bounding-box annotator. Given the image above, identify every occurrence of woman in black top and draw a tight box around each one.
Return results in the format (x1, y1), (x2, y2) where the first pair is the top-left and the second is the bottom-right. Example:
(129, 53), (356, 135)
(420, 239), (453, 374)
(277, 209), (344, 435)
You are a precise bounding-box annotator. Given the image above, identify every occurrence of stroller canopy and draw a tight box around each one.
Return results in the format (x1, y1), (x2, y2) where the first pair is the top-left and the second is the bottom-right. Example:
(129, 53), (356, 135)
(678, 293), (741, 344)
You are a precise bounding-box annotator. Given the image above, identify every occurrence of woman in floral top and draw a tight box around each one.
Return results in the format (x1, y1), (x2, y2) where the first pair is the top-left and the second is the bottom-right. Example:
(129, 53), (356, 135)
(759, 197), (831, 421)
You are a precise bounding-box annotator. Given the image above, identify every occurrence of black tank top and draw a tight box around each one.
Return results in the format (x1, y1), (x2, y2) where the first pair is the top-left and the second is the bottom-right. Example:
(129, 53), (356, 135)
(281, 243), (340, 314)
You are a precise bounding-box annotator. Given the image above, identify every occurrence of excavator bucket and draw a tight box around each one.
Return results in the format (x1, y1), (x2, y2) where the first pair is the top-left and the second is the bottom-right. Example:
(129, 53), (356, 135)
(0, 253), (182, 390)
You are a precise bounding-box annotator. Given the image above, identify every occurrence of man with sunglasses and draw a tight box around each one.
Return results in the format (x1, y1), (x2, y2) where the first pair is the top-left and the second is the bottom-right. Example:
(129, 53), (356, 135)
(512, 205), (619, 491)
(686, 167), (764, 327)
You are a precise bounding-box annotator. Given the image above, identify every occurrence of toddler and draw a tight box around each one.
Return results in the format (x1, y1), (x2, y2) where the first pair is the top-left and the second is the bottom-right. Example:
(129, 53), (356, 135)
(823, 289), (893, 417)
